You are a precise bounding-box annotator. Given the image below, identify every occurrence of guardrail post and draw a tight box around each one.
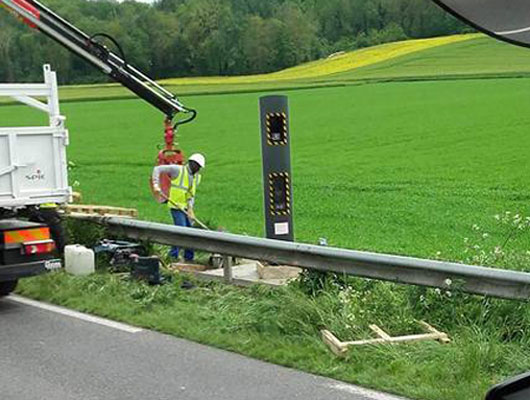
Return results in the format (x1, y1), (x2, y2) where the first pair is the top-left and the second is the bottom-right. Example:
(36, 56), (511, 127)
(223, 255), (233, 284)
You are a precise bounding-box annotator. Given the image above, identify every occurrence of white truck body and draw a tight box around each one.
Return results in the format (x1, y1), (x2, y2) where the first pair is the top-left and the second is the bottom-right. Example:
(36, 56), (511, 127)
(0, 65), (70, 208)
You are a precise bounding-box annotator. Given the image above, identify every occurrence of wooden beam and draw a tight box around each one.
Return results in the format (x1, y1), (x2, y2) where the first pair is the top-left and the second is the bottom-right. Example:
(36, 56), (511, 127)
(321, 322), (450, 356)
(321, 330), (348, 357)
(418, 321), (451, 344)
(343, 332), (447, 347)
(369, 324), (391, 340)
(66, 205), (138, 219)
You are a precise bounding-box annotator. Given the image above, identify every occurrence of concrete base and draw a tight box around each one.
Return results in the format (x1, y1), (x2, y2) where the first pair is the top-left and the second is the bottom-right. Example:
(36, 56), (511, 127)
(194, 262), (302, 287)
(257, 264), (302, 280)
(171, 262), (210, 273)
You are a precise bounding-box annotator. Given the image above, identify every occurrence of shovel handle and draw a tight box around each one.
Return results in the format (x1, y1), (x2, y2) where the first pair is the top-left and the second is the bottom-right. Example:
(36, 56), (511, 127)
(157, 192), (210, 231)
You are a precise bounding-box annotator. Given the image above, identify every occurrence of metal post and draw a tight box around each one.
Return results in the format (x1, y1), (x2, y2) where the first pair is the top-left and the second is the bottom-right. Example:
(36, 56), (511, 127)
(259, 95), (294, 241)
(223, 255), (233, 284)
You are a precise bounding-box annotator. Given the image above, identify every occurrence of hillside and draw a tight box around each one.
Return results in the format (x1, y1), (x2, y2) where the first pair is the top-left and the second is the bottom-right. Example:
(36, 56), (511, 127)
(159, 34), (478, 85)
(51, 34), (481, 102)
(5, 33), (530, 104)
(51, 33), (530, 103)
(330, 36), (530, 82)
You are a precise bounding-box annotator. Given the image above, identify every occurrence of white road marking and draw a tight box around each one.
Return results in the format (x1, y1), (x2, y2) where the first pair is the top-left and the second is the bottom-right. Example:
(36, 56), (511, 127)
(496, 26), (530, 36)
(8, 295), (143, 334)
(329, 383), (408, 400)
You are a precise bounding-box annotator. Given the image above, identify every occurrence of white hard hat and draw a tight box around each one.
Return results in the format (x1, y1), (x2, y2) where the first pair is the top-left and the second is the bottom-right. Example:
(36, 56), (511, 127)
(188, 153), (206, 168)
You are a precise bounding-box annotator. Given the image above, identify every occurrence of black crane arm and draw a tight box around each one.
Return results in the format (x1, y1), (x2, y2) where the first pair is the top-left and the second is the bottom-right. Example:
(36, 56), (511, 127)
(1, 0), (196, 124)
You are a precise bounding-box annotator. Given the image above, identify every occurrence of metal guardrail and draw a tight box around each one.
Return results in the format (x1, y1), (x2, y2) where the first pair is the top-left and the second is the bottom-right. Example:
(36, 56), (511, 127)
(88, 217), (530, 300)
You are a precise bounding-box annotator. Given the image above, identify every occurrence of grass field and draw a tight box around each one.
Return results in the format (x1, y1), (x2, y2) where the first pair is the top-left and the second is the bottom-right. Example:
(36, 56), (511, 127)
(160, 34), (478, 84)
(5, 76), (530, 261)
(0, 33), (478, 105)
(37, 33), (530, 103)
(7, 34), (530, 105)
(331, 36), (530, 82)
(5, 34), (530, 400)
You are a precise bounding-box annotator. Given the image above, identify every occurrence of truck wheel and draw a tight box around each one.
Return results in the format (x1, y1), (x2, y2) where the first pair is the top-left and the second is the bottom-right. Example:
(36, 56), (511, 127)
(0, 280), (18, 297)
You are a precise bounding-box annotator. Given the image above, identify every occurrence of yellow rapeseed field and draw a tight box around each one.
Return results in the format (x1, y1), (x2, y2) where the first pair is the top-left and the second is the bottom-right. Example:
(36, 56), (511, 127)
(160, 33), (481, 86)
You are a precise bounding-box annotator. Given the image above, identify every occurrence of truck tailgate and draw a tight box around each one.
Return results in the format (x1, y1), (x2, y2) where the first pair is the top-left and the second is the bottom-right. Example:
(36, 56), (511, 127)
(0, 126), (69, 207)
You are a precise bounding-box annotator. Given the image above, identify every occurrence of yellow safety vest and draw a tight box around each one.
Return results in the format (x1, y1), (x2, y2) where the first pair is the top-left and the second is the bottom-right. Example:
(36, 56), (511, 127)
(40, 203), (58, 209)
(168, 167), (201, 210)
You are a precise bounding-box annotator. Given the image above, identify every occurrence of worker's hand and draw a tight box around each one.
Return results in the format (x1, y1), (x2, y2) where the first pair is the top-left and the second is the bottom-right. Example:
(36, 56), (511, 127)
(153, 184), (162, 195)
(187, 208), (196, 220)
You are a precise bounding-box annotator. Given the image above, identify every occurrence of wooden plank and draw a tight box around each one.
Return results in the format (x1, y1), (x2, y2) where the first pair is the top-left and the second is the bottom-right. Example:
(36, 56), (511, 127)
(321, 330), (348, 357)
(66, 205), (138, 219)
(343, 332), (446, 347)
(369, 324), (392, 340)
(322, 322), (451, 356)
(67, 212), (136, 220)
(418, 321), (451, 344)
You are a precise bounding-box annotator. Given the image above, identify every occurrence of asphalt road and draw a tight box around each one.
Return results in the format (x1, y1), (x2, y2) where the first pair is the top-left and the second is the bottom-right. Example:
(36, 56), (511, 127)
(0, 295), (406, 400)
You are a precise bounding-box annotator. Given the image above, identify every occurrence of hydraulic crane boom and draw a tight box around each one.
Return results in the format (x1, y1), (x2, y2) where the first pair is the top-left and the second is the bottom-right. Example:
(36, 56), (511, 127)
(0, 0), (196, 125)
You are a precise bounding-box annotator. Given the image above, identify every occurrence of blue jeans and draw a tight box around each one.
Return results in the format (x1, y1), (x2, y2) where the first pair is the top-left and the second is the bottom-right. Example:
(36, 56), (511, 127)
(170, 209), (194, 261)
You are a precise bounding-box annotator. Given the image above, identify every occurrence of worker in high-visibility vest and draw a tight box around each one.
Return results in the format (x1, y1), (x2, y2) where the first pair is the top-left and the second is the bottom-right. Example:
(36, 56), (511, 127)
(152, 154), (205, 261)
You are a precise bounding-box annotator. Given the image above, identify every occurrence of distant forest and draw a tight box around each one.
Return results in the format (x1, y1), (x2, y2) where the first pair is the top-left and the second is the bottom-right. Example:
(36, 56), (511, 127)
(0, 0), (470, 84)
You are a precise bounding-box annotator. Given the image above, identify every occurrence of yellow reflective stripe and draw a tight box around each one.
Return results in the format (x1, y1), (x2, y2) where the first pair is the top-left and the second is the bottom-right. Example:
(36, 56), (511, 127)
(169, 168), (190, 209)
(168, 168), (200, 209)
(4, 227), (50, 244)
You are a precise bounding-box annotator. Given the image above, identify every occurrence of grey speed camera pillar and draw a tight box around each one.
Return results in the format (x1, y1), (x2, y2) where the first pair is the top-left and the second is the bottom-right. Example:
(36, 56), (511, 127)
(259, 95), (294, 241)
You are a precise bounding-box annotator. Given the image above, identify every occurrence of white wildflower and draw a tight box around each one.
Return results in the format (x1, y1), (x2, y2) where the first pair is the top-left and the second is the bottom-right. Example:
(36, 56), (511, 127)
(444, 278), (452, 287)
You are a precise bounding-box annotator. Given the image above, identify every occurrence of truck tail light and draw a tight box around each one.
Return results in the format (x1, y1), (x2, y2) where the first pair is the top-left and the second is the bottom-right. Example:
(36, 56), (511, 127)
(22, 240), (56, 255)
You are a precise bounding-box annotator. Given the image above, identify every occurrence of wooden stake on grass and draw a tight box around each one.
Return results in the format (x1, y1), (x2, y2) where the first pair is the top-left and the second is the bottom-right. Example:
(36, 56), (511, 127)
(321, 321), (450, 357)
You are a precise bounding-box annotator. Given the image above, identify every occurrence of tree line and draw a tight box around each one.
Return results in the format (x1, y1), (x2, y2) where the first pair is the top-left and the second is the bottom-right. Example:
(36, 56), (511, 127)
(0, 0), (470, 84)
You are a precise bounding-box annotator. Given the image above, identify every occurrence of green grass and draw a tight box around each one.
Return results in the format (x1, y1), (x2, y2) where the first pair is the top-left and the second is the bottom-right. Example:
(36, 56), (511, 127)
(159, 34), (477, 84)
(2, 34), (483, 104)
(6, 35), (529, 105)
(4, 77), (530, 261)
(17, 270), (530, 400)
(331, 36), (530, 82)
(20, 34), (530, 103)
